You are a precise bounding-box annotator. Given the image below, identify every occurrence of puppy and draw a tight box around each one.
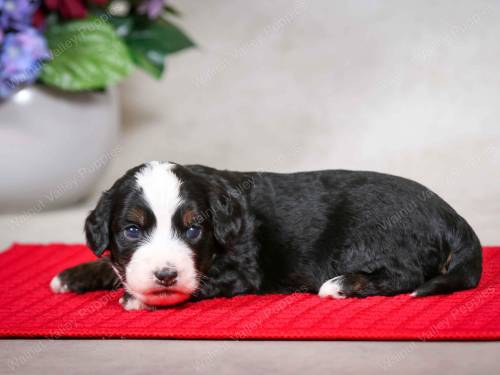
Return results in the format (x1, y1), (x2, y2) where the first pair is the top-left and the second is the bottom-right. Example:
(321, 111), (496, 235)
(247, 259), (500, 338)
(51, 161), (482, 310)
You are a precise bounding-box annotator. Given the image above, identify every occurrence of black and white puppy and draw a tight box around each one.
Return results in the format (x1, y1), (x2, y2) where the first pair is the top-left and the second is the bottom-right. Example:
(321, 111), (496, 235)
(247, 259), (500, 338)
(51, 161), (482, 310)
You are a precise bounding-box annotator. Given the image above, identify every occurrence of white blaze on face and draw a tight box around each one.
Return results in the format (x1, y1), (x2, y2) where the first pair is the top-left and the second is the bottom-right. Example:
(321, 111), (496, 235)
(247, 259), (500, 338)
(125, 161), (198, 305)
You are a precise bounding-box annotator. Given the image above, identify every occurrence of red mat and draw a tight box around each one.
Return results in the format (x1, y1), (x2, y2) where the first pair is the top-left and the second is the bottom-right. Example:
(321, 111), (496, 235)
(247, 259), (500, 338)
(0, 244), (499, 340)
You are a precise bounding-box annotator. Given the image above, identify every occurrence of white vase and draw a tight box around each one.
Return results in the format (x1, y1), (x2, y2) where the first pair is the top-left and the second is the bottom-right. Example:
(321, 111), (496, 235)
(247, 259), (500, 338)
(0, 86), (120, 213)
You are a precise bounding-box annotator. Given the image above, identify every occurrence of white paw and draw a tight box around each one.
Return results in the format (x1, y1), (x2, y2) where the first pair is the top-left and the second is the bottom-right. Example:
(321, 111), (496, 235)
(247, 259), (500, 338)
(318, 276), (346, 299)
(119, 295), (149, 311)
(50, 275), (69, 293)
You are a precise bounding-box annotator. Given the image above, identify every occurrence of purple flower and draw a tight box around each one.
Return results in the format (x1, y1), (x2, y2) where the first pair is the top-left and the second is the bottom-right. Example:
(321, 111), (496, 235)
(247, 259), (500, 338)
(137, 0), (166, 19)
(0, 0), (41, 31)
(0, 27), (50, 98)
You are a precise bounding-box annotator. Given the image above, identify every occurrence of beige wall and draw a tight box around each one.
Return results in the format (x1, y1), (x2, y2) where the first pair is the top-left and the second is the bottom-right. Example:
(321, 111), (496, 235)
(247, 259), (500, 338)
(1, 0), (499, 247)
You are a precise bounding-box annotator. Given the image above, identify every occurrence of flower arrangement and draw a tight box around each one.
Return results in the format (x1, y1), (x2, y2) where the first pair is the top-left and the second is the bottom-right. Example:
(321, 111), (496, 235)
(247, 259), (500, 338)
(0, 0), (194, 99)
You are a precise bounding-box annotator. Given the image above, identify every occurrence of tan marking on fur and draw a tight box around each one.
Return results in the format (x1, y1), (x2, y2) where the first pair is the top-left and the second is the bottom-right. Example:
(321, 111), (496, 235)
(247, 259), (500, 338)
(182, 209), (196, 227)
(128, 207), (146, 226)
(441, 252), (452, 274)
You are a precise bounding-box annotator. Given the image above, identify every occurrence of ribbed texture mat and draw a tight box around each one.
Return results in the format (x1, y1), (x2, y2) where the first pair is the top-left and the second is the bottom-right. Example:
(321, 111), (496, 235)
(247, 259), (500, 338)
(0, 244), (499, 340)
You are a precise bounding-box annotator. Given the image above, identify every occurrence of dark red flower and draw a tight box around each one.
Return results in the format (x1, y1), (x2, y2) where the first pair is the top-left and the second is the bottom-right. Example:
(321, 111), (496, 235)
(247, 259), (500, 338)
(32, 8), (46, 28)
(43, 0), (110, 19)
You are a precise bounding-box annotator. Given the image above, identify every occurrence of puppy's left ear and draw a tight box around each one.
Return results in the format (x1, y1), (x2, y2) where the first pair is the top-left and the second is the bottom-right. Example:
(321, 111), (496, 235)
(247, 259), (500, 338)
(209, 187), (243, 248)
(84, 190), (114, 257)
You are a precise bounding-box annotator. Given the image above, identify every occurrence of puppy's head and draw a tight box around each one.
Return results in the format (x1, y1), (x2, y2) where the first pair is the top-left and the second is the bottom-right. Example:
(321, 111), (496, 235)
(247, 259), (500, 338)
(84, 161), (242, 306)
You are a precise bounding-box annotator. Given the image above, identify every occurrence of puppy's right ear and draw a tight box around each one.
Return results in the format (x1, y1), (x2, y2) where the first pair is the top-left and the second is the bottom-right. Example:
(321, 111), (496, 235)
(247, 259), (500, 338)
(84, 191), (113, 257)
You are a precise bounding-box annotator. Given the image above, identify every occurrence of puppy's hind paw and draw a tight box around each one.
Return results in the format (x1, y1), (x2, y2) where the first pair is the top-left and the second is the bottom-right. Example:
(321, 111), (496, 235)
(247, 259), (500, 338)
(318, 276), (346, 299)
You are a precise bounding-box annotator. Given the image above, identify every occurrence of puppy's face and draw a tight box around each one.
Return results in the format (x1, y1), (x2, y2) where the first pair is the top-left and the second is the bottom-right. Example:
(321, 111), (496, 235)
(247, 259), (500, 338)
(84, 161), (241, 306)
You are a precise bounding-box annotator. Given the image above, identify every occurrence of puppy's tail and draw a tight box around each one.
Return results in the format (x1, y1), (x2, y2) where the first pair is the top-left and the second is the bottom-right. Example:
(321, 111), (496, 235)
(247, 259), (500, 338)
(412, 220), (482, 297)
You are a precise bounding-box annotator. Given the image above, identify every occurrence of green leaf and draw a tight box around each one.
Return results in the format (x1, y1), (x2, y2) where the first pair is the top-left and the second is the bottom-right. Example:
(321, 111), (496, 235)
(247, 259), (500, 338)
(106, 15), (135, 38)
(125, 17), (195, 79)
(128, 47), (166, 78)
(40, 17), (134, 91)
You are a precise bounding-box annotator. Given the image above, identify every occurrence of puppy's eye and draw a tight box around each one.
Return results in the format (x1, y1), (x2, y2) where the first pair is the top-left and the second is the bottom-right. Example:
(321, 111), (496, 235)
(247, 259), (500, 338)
(124, 225), (142, 240)
(186, 225), (202, 240)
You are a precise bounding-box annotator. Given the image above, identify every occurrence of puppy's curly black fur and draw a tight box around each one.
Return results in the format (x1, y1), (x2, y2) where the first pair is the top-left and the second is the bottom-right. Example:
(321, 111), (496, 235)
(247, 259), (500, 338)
(53, 163), (482, 307)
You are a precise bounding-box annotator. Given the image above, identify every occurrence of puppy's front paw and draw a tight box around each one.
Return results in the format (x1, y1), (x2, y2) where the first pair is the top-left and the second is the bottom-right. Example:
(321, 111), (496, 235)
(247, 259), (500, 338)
(49, 260), (120, 294)
(49, 270), (86, 294)
(50, 275), (69, 294)
(119, 293), (153, 311)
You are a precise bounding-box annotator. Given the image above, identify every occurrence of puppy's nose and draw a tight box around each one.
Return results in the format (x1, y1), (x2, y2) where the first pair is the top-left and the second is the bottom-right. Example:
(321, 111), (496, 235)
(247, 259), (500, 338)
(154, 268), (178, 286)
